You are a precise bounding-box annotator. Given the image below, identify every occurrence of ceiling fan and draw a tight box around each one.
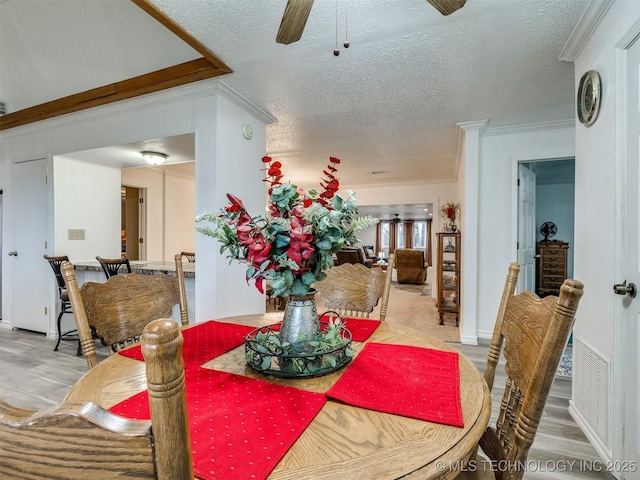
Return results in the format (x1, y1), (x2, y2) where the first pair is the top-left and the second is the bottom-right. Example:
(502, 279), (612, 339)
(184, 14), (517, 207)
(276, 0), (467, 45)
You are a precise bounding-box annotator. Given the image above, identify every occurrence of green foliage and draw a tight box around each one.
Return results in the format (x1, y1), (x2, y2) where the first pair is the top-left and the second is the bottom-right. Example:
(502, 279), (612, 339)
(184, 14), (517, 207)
(244, 318), (353, 374)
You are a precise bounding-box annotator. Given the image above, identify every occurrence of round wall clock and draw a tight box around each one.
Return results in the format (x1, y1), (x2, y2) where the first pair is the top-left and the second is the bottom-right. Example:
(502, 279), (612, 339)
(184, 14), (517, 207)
(577, 70), (601, 126)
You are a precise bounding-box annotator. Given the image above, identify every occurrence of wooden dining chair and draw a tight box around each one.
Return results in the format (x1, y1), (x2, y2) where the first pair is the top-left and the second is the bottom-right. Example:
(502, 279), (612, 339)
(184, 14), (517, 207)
(96, 255), (132, 279)
(457, 262), (584, 480)
(314, 253), (395, 321)
(61, 260), (189, 369)
(181, 251), (196, 262)
(0, 319), (193, 479)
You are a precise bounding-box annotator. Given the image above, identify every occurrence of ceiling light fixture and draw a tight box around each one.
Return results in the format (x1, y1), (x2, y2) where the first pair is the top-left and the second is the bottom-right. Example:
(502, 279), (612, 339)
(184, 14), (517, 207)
(141, 151), (168, 166)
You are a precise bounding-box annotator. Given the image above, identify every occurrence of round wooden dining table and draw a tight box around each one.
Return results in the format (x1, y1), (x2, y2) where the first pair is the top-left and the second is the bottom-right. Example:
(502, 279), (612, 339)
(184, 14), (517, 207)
(64, 313), (491, 480)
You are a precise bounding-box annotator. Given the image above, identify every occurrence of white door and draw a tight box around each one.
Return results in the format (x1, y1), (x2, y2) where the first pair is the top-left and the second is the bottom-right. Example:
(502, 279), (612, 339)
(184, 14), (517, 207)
(623, 33), (640, 478)
(517, 163), (536, 293)
(11, 159), (50, 333)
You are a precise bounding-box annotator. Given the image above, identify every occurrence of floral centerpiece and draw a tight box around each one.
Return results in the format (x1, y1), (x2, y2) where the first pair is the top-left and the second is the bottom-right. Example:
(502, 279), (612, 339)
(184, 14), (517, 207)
(195, 155), (378, 298)
(439, 201), (461, 232)
(196, 155), (378, 377)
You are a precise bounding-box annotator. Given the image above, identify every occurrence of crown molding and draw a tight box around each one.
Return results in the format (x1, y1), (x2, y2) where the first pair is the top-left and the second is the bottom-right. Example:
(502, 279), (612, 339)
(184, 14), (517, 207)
(483, 119), (574, 136)
(214, 81), (276, 125)
(558, 0), (614, 62)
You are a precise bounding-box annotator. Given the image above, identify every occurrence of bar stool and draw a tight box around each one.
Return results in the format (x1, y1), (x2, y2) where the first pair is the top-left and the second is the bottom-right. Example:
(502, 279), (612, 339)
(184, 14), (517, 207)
(96, 256), (132, 279)
(180, 252), (195, 262)
(43, 255), (81, 355)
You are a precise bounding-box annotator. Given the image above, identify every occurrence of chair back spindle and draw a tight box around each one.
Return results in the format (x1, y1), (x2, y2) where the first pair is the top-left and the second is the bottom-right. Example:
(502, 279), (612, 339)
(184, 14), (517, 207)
(0, 319), (193, 479)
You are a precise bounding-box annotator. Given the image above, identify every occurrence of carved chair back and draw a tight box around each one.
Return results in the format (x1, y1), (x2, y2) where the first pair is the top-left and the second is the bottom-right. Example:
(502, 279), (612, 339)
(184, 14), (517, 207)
(61, 261), (188, 369)
(472, 262), (584, 480)
(0, 319), (193, 479)
(315, 253), (395, 321)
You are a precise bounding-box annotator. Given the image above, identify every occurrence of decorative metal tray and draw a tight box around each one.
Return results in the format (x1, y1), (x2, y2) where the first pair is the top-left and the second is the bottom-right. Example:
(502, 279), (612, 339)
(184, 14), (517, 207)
(244, 322), (353, 378)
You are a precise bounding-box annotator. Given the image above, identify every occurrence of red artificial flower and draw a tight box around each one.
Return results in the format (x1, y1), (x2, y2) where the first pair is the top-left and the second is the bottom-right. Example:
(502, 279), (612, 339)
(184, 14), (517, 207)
(255, 276), (265, 294)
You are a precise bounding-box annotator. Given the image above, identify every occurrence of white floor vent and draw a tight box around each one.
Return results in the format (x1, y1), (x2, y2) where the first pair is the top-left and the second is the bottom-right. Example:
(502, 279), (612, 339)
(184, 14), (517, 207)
(574, 338), (611, 450)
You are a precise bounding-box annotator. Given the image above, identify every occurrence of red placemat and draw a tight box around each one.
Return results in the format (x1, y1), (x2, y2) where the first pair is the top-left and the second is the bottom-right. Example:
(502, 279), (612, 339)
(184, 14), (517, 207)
(325, 342), (464, 427)
(110, 368), (326, 480)
(118, 320), (256, 367)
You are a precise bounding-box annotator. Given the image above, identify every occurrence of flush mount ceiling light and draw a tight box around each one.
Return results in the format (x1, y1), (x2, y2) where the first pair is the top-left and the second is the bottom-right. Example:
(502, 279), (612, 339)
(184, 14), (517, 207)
(141, 151), (168, 166)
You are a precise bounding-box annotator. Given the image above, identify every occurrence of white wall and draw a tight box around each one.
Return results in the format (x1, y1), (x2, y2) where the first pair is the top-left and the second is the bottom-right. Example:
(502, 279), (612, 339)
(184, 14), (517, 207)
(54, 157), (121, 261)
(205, 93), (271, 318)
(476, 123), (575, 339)
(0, 79), (273, 330)
(571, 0), (640, 465)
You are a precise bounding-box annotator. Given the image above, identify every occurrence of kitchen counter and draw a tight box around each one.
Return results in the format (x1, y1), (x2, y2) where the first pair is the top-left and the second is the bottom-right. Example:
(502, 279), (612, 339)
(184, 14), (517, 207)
(72, 260), (195, 278)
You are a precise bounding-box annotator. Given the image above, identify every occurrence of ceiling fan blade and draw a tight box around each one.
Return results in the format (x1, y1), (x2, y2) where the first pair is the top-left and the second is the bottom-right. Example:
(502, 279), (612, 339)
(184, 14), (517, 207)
(276, 0), (315, 45)
(426, 0), (466, 16)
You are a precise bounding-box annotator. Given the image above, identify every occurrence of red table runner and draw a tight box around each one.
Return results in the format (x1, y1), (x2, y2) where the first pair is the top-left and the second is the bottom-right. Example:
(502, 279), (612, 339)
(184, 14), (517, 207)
(118, 320), (255, 367)
(326, 342), (464, 427)
(110, 368), (326, 480)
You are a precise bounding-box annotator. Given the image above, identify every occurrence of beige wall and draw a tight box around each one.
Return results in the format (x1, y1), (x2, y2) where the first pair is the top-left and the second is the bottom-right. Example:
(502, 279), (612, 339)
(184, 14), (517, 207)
(121, 167), (195, 262)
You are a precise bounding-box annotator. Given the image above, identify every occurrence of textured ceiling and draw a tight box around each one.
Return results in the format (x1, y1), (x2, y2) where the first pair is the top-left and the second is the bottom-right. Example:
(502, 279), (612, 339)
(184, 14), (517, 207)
(0, 0), (588, 191)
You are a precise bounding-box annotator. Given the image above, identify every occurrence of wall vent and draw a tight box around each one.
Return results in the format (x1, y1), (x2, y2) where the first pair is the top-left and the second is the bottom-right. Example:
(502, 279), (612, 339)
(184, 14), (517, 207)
(574, 338), (611, 450)
(0, 101), (8, 116)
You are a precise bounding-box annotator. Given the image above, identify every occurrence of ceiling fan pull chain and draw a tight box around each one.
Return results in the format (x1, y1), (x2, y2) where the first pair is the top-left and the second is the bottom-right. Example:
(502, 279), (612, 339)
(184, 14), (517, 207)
(334, 0), (340, 56)
(344, 0), (350, 48)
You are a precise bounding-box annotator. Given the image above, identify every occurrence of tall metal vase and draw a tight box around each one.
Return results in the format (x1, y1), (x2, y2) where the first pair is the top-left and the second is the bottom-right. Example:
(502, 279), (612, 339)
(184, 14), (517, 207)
(278, 289), (320, 344)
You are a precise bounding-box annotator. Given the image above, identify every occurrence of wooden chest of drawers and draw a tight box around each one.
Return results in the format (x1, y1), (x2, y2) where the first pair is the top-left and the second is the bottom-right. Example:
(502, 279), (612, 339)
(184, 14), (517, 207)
(536, 242), (569, 297)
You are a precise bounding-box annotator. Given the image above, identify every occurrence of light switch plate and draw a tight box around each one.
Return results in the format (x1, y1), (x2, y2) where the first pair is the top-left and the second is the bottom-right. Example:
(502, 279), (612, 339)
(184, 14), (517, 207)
(68, 229), (85, 240)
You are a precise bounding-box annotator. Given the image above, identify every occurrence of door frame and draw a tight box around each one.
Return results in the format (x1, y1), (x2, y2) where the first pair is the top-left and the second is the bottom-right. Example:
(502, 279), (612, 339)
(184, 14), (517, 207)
(612, 22), (640, 476)
(511, 156), (576, 294)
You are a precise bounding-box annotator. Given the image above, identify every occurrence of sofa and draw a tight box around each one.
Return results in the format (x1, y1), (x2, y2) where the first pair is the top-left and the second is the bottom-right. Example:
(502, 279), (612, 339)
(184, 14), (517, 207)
(335, 247), (373, 268)
(395, 249), (428, 284)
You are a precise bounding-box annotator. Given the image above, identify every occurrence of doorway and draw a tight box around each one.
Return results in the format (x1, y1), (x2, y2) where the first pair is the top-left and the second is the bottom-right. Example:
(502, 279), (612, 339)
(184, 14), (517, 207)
(121, 186), (146, 261)
(517, 158), (576, 294)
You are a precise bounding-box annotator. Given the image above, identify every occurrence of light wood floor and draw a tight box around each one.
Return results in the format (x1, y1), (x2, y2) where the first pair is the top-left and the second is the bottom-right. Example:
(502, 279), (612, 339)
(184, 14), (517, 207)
(0, 323), (613, 480)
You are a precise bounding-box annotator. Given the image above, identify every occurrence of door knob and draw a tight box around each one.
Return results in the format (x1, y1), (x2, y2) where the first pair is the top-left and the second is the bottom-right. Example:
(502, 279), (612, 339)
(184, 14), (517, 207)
(613, 280), (637, 298)
(8, 251), (17, 256)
